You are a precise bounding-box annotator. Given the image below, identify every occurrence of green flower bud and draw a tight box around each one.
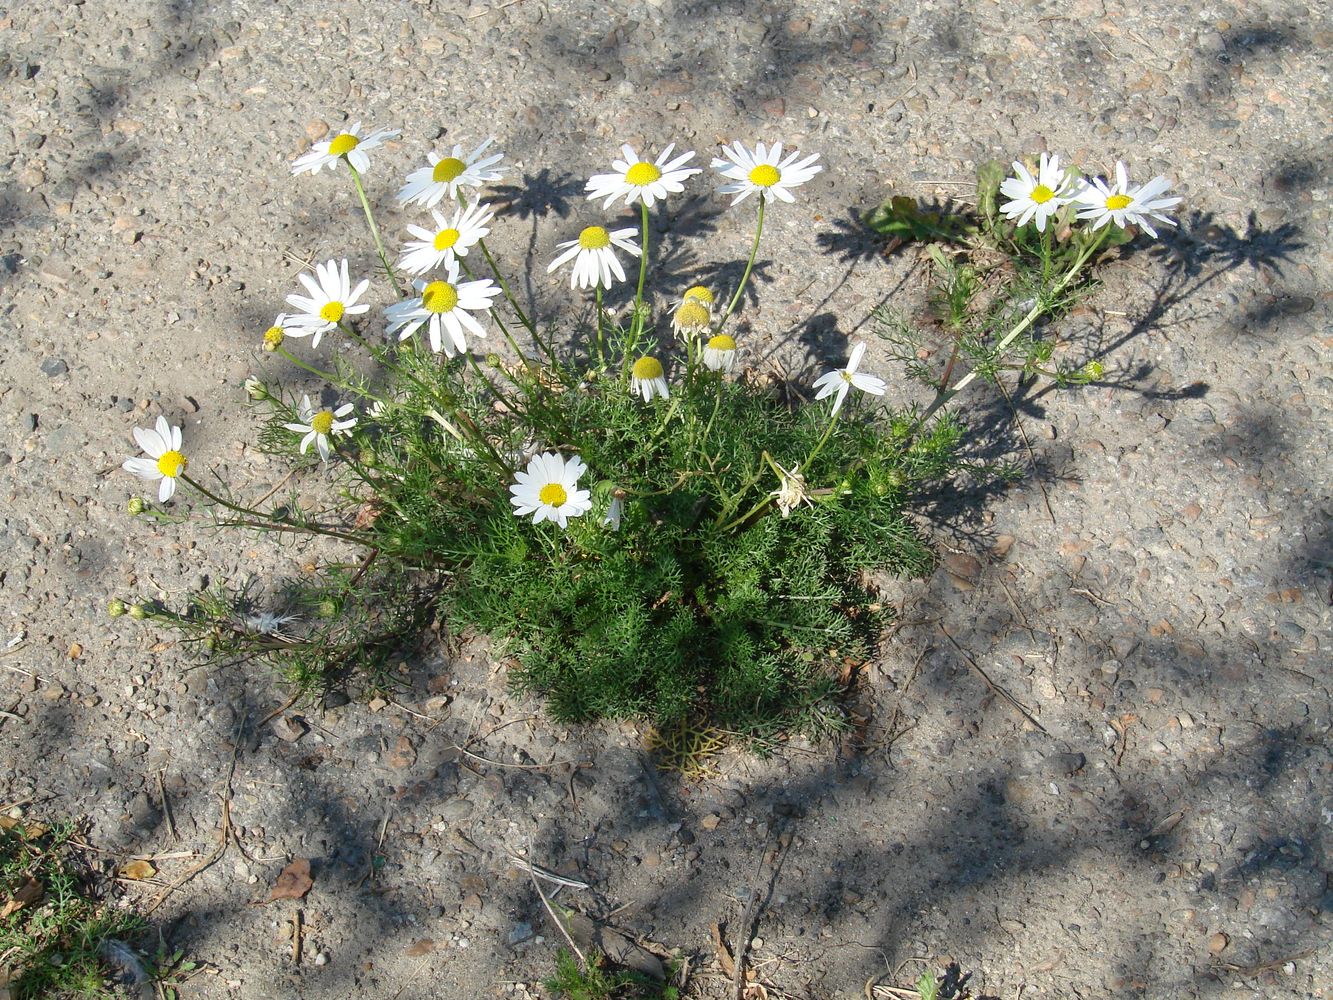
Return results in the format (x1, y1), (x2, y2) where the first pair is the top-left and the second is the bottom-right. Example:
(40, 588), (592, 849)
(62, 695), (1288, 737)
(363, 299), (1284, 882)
(1082, 359), (1104, 380)
(244, 377), (269, 401)
(108, 599), (128, 618)
(127, 497), (146, 516)
(317, 598), (339, 619)
(128, 603), (147, 620)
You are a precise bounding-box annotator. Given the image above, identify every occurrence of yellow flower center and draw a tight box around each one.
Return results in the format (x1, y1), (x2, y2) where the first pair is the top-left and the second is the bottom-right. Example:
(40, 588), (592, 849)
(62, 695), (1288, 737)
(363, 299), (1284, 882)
(328, 133), (360, 156)
(320, 301), (345, 324)
(422, 280), (459, 314)
(707, 334), (736, 351)
(1105, 193), (1132, 210)
(433, 227), (461, 251)
(156, 450), (187, 478)
(748, 164), (781, 187)
(840, 370), (854, 383)
(263, 325), (284, 350)
(1030, 184), (1055, 204)
(311, 410), (335, 435)
(432, 157), (467, 183)
(625, 161), (662, 186)
(632, 356), (664, 380)
(578, 226), (611, 250)
(683, 285), (714, 304)
(539, 483), (568, 507)
(674, 301), (710, 330)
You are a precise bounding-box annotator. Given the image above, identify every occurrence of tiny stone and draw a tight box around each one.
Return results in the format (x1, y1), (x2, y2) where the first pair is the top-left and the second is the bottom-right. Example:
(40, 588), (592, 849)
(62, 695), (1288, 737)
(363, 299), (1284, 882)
(314, 952), (329, 966)
(40, 358), (69, 377)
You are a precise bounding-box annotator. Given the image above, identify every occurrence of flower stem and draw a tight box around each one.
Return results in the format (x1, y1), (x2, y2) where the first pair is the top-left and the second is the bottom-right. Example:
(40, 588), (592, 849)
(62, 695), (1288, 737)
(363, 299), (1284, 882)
(348, 164), (404, 298)
(803, 404), (842, 468)
(717, 194), (766, 329)
(632, 200), (651, 337)
(595, 286), (605, 367)
(276, 347), (385, 403)
(181, 475), (374, 547)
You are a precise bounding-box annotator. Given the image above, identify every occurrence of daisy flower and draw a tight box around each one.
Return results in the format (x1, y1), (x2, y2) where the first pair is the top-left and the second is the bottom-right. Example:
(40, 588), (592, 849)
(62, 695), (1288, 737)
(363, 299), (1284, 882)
(998, 152), (1077, 233)
(630, 356), (670, 402)
(384, 261), (500, 357)
(770, 460), (812, 518)
(1074, 161), (1181, 238)
(122, 416), (188, 502)
(396, 138), (506, 209)
(712, 141), (822, 206)
(811, 342), (887, 417)
(703, 334), (738, 373)
(671, 286), (714, 340)
(585, 143), (702, 208)
(291, 121), (400, 176)
(547, 225), (640, 290)
(397, 201), (494, 275)
(284, 259), (371, 348)
(509, 451), (593, 529)
(284, 395), (357, 463)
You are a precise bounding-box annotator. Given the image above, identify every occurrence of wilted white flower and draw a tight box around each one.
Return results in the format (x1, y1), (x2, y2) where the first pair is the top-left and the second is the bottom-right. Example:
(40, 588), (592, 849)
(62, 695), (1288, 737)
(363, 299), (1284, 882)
(547, 225), (640, 290)
(811, 342), (887, 417)
(770, 460), (812, 517)
(630, 356), (670, 402)
(702, 333), (737, 373)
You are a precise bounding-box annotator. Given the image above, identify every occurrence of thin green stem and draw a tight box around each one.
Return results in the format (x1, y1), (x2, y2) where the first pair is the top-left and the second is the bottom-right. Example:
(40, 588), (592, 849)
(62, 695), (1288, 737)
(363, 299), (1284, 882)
(595, 287), (605, 367)
(348, 164), (404, 298)
(803, 403), (843, 468)
(717, 195), (766, 329)
(181, 475), (374, 547)
(632, 200), (650, 337)
(275, 347), (386, 404)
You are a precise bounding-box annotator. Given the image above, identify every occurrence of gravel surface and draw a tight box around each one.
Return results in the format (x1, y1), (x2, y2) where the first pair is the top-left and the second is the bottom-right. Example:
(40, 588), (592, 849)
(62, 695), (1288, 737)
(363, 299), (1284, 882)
(2, 1), (1330, 997)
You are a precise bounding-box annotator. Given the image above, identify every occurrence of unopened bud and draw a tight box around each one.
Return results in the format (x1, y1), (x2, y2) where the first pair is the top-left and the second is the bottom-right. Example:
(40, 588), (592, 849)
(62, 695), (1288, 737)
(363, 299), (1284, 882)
(244, 377), (269, 401)
(127, 497), (146, 516)
(317, 598), (339, 619)
(128, 603), (147, 620)
(108, 599), (128, 618)
(1082, 359), (1104, 380)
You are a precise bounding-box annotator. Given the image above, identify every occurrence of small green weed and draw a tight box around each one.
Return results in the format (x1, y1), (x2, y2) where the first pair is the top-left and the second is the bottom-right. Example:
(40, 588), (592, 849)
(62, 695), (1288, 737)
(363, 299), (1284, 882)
(0, 818), (145, 999)
(543, 949), (678, 1000)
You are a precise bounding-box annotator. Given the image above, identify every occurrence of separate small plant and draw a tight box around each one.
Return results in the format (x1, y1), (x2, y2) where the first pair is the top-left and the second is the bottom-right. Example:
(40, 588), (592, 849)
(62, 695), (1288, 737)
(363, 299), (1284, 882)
(544, 948), (678, 1000)
(0, 817), (146, 999)
(112, 127), (1180, 740)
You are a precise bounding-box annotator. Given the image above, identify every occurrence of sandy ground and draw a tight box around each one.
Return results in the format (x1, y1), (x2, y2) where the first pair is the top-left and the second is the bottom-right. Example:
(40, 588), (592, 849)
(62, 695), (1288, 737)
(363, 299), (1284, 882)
(1, 1), (1331, 997)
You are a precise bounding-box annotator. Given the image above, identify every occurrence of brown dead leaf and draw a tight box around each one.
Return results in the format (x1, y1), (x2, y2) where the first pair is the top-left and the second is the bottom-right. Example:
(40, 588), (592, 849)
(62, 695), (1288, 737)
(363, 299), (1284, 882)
(403, 939), (436, 957)
(0, 817), (49, 838)
(710, 922), (735, 978)
(1, 877), (43, 918)
(120, 859), (157, 881)
(269, 858), (313, 901)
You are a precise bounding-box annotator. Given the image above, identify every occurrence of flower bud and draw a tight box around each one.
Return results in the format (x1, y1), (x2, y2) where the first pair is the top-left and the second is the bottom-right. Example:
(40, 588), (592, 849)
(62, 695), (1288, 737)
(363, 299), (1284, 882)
(262, 325), (284, 352)
(1082, 359), (1104, 380)
(127, 497), (146, 516)
(244, 377), (269, 401)
(128, 603), (147, 620)
(317, 598), (339, 619)
(107, 599), (128, 618)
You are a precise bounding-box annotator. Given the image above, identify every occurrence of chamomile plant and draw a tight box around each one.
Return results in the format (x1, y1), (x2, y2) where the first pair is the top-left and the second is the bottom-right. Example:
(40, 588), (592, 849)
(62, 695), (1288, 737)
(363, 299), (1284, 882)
(114, 127), (1179, 743)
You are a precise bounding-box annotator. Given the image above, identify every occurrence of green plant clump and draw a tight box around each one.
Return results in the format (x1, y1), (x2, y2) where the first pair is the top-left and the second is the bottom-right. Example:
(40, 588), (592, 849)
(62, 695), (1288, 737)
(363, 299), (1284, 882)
(0, 819), (145, 999)
(544, 948), (678, 1000)
(114, 132), (1174, 740)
